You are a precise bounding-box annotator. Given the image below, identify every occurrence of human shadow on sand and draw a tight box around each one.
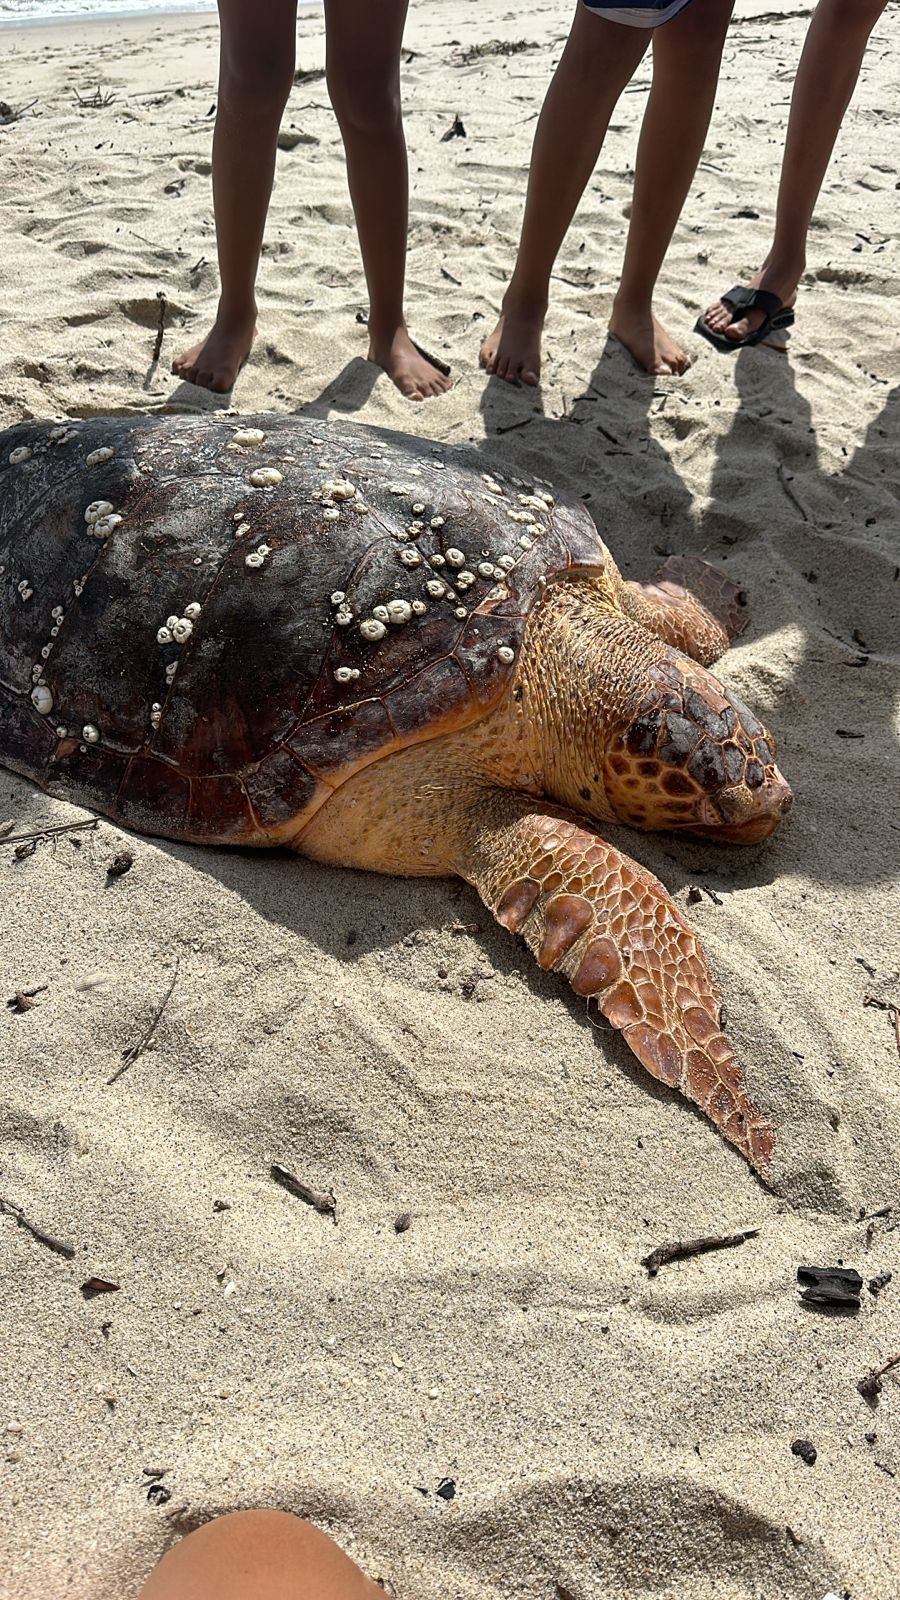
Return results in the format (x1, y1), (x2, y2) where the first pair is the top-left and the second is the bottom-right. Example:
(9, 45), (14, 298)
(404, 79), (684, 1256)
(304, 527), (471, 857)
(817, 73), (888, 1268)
(701, 350), (899, 890)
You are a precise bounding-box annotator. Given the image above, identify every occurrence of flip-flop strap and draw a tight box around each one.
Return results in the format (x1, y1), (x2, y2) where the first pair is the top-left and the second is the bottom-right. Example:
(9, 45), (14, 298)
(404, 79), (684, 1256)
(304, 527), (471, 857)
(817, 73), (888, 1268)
(720, 285), (785, 321)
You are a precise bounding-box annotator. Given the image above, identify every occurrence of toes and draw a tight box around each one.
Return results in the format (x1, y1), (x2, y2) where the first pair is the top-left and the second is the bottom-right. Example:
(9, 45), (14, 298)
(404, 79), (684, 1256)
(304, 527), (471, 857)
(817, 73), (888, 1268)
(725, 318), (751, 341)
(521, 367), (540, 387)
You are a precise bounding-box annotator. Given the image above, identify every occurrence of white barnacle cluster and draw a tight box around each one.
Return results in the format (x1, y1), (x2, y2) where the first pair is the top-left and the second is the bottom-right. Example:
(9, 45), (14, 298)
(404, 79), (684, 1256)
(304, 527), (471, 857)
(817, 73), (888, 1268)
(248, 467), (283, 489)
(83, 496), (124, 541)
(157, 599), (202, 645)
(16, 577), (33, 602)
(93, 513), (122, 538)
(314, 475), (366, 524)
(389, 484), (414, 497)
(481, 473), (505, 497)
(9, 446), (32, 466)
(229, 427), (267, 449)
(497, 645), (515, 664)
(334, 666), (360, 685)
(49, 424), (78, 446)
(357, 589), (422, 642)
(330, 591), (355, 628)
(399, 548), (421, 568)
(245, 542), (271, 570)
(85, 446), (114, 467)
(82, 724), (100, 744)
(150, 702), (162, 730)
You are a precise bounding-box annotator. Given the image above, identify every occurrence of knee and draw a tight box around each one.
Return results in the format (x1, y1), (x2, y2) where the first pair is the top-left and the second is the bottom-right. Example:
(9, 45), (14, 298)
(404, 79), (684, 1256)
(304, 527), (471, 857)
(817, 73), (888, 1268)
(327, 71), (402, 138)
(220, 51), (295, 115)
(819, 0), (887, 37)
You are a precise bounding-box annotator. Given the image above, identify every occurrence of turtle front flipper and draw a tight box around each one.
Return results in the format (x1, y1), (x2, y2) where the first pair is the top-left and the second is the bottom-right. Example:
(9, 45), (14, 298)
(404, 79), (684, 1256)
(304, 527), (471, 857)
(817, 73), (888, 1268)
(460, 794), (774, 1175)
(623, 555), (748, 665)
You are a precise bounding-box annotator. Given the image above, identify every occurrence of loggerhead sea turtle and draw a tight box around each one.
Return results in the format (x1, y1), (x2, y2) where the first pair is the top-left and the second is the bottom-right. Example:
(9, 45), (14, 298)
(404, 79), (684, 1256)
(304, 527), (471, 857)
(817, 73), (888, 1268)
(0, 414), (792, 1173)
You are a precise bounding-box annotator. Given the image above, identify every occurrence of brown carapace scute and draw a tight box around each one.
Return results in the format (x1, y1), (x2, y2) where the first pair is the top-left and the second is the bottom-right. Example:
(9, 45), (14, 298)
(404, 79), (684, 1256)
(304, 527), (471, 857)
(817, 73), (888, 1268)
(0, 413), (792, 1176)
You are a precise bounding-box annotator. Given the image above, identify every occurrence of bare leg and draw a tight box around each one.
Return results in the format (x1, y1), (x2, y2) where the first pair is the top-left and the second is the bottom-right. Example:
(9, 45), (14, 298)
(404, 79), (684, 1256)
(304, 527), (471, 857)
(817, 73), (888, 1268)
(138, 1510), (382, 1600)
(609, 0), (734, 374)
(480, 5), (648, 386)
(325, 0), (451, 401)
(172, 0), (297, 393)
(704, 0), (889, 341)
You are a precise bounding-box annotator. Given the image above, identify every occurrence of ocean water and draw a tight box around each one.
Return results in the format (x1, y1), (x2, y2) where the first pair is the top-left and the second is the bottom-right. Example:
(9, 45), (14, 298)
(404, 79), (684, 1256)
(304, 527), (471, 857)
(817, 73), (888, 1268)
(0, 0), (214, 18)
(0, 0), (322, 22)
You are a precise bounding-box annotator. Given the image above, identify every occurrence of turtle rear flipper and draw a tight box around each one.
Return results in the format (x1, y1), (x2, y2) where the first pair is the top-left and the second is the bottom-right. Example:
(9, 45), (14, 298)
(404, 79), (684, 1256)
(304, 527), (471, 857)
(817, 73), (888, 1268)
(625, 554), (748, 666)
(462, 793), (775, 1176)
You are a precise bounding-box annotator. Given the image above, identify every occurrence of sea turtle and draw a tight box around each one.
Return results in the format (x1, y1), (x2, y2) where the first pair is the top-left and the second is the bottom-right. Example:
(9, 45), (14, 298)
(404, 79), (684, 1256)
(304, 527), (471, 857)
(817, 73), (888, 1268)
(0, 414), (792, 1172)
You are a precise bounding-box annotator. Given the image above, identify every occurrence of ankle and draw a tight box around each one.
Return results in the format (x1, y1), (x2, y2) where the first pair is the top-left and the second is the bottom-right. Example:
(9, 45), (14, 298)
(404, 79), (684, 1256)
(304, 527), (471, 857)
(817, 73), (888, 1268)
(501, 283), (548, 320)
(216, 296), (257, 327)
(366, 317), (409, 348)
(760, 255), (805, 293)
(611, 286), (653, 319)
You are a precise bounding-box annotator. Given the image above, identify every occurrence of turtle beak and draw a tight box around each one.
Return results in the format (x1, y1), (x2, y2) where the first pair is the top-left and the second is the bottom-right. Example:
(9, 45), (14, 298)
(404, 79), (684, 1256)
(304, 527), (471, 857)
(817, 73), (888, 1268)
(688, 766), (793, 843)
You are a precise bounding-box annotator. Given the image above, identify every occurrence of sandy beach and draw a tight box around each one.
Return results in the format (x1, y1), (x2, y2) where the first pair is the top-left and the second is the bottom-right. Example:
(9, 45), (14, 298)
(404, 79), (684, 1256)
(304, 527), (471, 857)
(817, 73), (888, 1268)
(1, 3), (899, 1597)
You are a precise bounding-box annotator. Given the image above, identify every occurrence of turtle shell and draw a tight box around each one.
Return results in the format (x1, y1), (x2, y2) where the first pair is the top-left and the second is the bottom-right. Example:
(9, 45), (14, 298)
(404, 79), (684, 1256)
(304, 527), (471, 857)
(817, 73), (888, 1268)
(0, 414), (607, 845)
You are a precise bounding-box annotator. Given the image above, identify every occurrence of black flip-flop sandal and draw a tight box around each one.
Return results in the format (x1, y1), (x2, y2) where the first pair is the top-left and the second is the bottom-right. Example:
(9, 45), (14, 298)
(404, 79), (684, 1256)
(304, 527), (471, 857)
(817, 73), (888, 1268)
(694, 285), (795, 353)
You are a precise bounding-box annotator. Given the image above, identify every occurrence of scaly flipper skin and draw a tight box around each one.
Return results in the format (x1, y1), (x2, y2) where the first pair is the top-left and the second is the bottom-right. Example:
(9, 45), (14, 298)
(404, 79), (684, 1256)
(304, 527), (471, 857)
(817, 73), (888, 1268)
(624, 554), (748, 666)
(461, 794), (775, 1174)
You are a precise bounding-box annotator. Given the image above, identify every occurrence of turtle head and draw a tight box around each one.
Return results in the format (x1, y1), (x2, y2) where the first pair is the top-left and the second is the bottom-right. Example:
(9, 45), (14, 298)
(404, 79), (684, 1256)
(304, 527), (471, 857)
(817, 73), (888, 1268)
(603, 655), (792, 843)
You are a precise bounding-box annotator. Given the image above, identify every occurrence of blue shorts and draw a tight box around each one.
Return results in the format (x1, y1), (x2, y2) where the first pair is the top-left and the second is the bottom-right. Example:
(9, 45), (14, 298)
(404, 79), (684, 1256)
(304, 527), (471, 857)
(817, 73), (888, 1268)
(582, 0), (695, 25)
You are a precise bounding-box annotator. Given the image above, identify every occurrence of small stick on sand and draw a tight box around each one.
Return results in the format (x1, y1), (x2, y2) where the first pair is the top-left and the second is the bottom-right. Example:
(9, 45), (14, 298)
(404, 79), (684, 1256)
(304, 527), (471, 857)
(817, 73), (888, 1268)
(152, 291), (168, 364)
(642, 1227), (759, 1276)
(0, 1194), (76, 1259)
(858, 1352), (900, 1405)
(108, 957), (180, 1083)
(776, 460), (810, 522)
(4, 818), (99, 847)
(271, 1163), (337, 1223)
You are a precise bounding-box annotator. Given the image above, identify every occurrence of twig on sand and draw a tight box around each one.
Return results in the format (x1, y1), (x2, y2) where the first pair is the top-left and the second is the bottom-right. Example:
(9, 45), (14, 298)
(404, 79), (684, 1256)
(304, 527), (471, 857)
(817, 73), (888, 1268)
(776, 460), (809, 522)
(0, 1195), (76, 1259)
(108, 958), (180, 1083)
(642, 1227), (758, 1276)
(271, 1163), (337, 1223)
(74, 84), (115, 109)
(858, 1351), (900, 1405)
(0, 99), (38, 126)
(152, 291), (168, 364)
(4, 818), (99, 848)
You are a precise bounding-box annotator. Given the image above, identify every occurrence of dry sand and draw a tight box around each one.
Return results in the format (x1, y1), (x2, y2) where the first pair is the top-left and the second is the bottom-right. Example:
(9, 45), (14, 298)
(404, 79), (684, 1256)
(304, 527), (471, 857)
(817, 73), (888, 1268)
(1, 3), (899, 1597)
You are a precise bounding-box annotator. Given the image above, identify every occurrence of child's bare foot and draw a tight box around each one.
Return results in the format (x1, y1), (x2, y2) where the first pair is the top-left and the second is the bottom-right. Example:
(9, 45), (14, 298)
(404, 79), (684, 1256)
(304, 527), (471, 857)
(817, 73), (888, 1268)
(608, 298), (690, 375)
(703, 262), (801, 342)
(479, 299), (545, 387)
(172, 304), (257, 393)
(367, 325), (452, 402)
